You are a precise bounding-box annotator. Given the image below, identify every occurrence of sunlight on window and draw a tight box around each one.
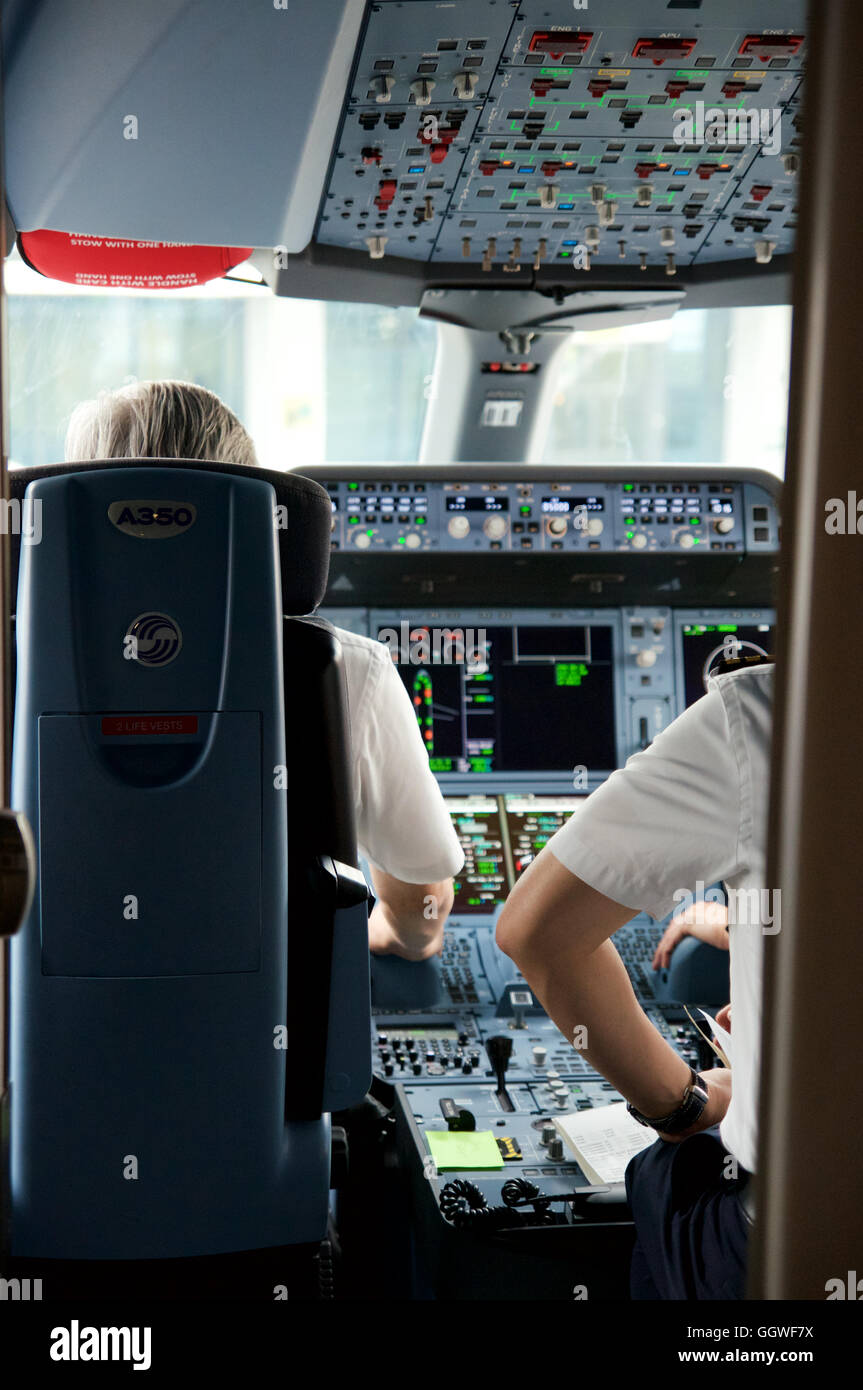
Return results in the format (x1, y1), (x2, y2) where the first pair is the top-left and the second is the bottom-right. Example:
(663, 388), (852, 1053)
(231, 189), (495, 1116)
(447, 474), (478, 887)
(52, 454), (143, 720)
(4, 253), (436, 470)
(5, 253), (789, 476)
(542, 306), (791, 477)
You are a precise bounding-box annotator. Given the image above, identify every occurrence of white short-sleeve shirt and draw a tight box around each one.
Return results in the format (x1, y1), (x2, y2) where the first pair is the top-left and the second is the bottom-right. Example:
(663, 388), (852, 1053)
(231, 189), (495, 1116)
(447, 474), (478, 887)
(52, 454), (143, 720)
(545, 664), (774, 1175)
(333, 627), (465, 884)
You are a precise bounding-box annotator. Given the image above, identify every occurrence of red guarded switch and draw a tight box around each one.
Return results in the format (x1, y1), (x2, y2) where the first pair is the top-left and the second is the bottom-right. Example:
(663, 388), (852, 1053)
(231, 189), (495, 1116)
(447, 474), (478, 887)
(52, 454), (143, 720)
(430, 144), (449, 164)
(528, 30), (592, 60)
(541, 160), (563, 177)
(531, 76), (555, 98)
(696, 163), (720, 180)
(419, 123), (458, 146)
(361, 147), (382, 166)
(665, 79), (689, 99)
(750, 184), (772, 202)
(632, 37), (696, 65)
(374, 179), (397, 210)
(479, 160), (500, 175)
(722, 80), (747, 99)
(738, 34), (804, 62)
(634, 161), (659, 179)
(588, 78), (611, 98)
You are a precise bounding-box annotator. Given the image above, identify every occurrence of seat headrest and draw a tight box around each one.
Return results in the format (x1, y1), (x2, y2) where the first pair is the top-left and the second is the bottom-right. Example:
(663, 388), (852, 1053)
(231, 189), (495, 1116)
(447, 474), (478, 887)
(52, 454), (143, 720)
(8, 459), (332, 615)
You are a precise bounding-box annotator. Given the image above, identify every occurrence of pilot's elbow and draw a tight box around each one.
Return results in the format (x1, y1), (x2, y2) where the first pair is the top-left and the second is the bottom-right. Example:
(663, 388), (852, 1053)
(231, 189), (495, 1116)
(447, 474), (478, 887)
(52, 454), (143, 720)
(495, 899), (533, 965)
(435, 880), (454, 923)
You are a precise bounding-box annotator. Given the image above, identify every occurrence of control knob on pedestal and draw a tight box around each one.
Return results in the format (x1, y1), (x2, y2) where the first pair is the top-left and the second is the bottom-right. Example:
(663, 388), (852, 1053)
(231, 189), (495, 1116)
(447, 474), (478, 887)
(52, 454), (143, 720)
(483, 515), (508, 541)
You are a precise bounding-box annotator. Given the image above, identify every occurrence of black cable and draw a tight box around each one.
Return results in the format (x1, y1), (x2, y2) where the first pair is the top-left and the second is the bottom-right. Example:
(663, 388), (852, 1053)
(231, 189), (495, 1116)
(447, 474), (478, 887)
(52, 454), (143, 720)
(439, 1178), (563, 1231)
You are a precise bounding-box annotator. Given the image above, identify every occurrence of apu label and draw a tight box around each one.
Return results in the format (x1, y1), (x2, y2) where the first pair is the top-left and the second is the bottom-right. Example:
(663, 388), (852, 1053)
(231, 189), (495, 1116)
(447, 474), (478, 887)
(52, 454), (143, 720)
(108, 500), (197, 538)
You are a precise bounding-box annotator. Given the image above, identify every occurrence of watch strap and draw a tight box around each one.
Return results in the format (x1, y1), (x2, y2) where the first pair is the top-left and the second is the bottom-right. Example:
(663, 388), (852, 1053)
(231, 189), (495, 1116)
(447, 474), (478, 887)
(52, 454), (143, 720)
(626, 1067), (709, 1135)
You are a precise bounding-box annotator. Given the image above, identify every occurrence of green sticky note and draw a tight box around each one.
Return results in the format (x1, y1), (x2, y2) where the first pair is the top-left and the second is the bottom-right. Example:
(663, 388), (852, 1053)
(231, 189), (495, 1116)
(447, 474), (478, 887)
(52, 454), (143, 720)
(425, 1130), (504, 1171)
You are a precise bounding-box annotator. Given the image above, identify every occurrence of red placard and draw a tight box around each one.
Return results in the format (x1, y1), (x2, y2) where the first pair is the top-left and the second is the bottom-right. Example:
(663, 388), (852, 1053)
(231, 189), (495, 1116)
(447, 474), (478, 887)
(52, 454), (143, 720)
(18, 231), (253, 289)
(101, 715), (199, 736)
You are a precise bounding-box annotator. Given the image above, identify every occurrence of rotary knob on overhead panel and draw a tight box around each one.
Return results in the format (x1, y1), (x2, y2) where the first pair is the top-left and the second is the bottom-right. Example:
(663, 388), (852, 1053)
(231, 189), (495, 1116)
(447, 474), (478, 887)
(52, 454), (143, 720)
(630, 532), (648, 550)
(354, 530), (372, 549)
(546, 517), (567, 537)
(636, 649), (658, 668)
(713, 517), (734, 534)
(405, 531), (422, 549)
(410, 78), (436, 107)
(372, 74), (395, 104)
(447, 514), (471, 539)
(453, 71), (478, 100)
(586, 517), (603, 536)
(483, 514), (508, 541)
(679, 531), (696, 549)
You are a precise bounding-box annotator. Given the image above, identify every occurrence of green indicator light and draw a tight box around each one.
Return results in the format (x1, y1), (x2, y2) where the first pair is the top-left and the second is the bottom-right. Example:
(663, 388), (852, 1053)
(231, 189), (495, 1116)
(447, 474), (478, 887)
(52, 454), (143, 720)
(416, 515), (426, 524)
(348, 516), (359, 524)
(397, 536), (406, 545)
(348, 482), (359, 491)
(429, 757), (452, 772)
(693, 538), (700, 545)
(555, 662), (589, 687)
(690, 516), (701, 524)
(623, 483), (635, 492)
(717, 625), (739, 632)
(520, 505), (532, 516)
(625, 515), (635, 525)
(367, 528), (374, 536)
(559, 251), (572, 258)
(626, 530), (635, 539)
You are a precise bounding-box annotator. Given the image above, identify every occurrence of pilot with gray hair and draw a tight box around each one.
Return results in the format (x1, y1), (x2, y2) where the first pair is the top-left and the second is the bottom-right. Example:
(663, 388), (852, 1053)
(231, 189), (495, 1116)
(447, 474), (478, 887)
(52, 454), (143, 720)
(65, 379), (464, 959)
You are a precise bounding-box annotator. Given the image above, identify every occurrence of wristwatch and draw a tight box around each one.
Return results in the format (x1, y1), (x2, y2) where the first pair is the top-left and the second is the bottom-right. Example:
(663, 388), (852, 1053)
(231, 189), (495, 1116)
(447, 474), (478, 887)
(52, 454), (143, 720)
(626, 1067), (709, 1135)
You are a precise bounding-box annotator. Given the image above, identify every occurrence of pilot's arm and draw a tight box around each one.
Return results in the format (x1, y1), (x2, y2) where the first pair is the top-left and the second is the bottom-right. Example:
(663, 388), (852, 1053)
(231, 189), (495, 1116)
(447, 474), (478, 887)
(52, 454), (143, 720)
(496, 684), (744, 1138)
(352, 646), (464, 960)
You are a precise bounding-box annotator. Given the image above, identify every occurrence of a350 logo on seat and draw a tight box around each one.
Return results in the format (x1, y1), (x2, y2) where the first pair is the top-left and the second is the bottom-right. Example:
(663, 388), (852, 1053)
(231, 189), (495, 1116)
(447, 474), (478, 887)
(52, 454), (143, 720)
(108, 500), (197, 538)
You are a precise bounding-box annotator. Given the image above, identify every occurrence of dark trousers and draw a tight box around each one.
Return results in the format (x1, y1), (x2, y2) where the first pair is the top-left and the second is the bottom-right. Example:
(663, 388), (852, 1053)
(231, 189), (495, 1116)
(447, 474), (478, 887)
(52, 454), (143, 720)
(624, 1128), (751, 1300)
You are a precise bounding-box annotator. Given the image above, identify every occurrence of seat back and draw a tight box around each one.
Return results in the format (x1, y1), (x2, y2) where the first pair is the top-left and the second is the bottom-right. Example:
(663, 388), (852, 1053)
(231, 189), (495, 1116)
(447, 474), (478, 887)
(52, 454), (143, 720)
(8, 462), (370, 1260)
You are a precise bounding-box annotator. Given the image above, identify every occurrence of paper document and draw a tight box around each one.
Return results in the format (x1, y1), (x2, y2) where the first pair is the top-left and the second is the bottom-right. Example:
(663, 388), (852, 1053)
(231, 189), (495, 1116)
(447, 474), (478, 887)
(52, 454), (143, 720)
(684, 1006), (732, 1068)
(554, 1103), (656, 1186)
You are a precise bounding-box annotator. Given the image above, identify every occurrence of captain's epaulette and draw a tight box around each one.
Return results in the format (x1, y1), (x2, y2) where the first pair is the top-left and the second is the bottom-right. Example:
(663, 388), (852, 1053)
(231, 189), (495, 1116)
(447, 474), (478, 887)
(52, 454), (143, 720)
(712, 652), (774, 679)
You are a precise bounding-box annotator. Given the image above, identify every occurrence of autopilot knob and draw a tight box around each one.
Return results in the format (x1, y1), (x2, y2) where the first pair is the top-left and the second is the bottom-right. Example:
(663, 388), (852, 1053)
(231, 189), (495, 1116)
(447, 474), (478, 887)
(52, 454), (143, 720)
(483, 514), (508, 541)
(447, 514), (471, 539)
